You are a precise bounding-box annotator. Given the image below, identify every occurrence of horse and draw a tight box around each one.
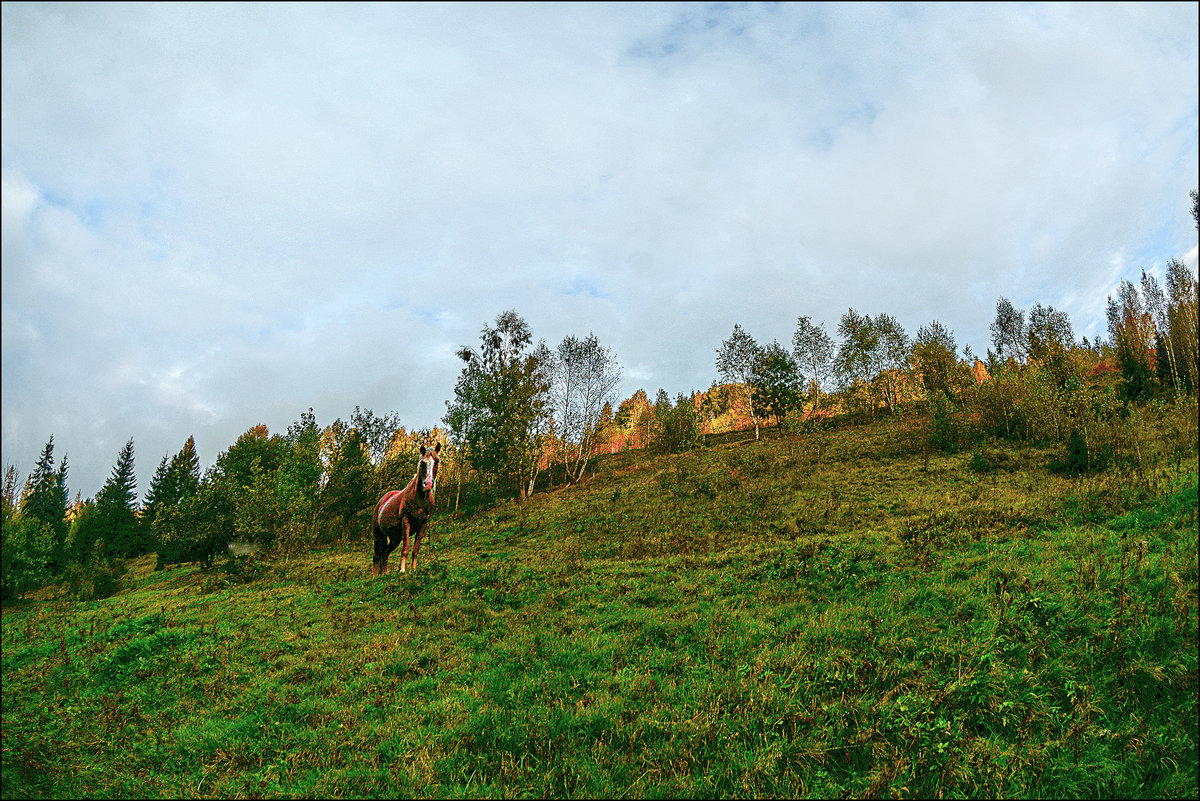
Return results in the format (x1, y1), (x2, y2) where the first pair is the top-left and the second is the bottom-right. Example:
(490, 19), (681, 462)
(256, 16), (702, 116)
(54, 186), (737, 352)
(371, 443), (439, 576)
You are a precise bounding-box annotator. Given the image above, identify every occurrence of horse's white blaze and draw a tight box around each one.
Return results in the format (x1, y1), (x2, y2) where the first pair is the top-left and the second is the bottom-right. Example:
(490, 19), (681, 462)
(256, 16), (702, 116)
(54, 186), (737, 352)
(376, 493), (395, 527)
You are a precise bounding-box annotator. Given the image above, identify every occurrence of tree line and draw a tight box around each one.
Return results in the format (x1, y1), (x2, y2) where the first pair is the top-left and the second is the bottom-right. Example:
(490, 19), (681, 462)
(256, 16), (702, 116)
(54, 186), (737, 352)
(3, 193), (1197, 600)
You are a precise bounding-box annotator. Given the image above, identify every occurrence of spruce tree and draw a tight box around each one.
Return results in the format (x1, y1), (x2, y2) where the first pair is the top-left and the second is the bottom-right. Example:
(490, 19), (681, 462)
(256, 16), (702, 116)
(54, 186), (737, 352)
(2, 464), (20, 524)
(144, 436), (203, 561)
(170, 436), (201, 499)
(79, 438), (140, 559)
(20, 437), (69, 571)
(141, 455), (172, 534)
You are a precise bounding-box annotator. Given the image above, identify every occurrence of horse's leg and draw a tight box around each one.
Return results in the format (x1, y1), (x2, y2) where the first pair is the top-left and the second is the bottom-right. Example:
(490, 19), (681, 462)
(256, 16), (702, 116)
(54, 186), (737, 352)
(399, 517), (412, 573)
(375, 522), (403, 576)
(372, 522), (387, 576)
(411, 524), (423, 572)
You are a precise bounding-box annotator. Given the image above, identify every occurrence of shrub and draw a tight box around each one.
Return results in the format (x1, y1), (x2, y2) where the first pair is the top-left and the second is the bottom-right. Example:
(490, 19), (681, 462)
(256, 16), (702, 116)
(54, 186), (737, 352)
(63, 538), (126, 600)
(154, 480), (235, 570)
(651, 394), (703, 454)
(1, 518), (54, 601)
(1049, 429), (1111, 474)
(928, 394), (965, 453)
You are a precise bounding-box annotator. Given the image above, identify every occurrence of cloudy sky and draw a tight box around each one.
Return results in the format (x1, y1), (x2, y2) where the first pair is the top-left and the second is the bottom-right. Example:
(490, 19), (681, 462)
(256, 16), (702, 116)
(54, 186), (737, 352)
(3, 2), (1198, 500)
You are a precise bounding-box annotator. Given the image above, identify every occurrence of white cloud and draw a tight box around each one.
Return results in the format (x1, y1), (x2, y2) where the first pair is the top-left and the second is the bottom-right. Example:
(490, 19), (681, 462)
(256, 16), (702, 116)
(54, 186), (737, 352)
(2, 2), (1196, 497)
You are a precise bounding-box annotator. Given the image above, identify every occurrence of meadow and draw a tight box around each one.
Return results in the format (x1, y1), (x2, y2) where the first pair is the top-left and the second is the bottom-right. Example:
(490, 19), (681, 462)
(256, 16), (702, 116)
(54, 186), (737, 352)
(2, 408), (1198, 798)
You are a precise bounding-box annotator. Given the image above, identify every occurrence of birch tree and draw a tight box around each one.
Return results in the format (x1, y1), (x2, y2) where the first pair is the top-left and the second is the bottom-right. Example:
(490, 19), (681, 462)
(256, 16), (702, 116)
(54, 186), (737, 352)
(716, 324), (763, 440)
(548, 333), (622, 483)
(835, 309), (881, 413)
(791, 316), (835, 411)
(874, 313), (910, 413)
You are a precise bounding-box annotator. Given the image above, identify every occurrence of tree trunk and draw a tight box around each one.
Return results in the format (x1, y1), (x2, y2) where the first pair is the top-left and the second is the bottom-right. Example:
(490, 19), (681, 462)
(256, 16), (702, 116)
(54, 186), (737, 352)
(744, 381), (760, 440)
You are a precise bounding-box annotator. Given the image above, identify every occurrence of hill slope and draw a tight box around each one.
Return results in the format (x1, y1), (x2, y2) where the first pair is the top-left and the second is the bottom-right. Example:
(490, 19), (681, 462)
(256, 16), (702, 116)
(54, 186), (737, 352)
(3, 415), (1198, 798)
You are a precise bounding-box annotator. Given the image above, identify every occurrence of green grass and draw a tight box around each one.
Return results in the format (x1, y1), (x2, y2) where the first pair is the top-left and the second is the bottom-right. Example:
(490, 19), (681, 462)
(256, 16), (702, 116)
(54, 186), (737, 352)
(3, 414), (1197, 798)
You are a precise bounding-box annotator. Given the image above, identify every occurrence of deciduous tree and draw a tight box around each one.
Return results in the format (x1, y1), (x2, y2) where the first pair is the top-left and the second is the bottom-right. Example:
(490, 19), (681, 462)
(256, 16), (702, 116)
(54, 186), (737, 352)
(1107, 280), (1156, 399)
(547, 333), (623, 483)
(791, 316), (835, 412)
(912, 320), (961, 399)
(990, 297), (1028, 364)
(751, 340), (804, 429)
(444, 310), (551, 499)
(716, 324), (763, 440)
(874, 313), (910, 413)
(835, 309), (881, 413)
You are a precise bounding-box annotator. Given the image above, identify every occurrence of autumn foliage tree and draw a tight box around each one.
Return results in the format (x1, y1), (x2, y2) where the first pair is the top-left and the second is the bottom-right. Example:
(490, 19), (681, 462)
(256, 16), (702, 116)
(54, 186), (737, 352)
(835, 309), (882, 415)
(1108, 280), (1157, 400)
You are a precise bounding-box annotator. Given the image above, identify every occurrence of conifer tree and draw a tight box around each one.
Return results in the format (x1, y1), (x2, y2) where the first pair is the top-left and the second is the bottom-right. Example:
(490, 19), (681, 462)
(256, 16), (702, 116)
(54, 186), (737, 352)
(20, 437), (69, 571)
(141, 455), (172, 533)
(142, 436), (201, 555)
(2, 465), (19, 524)
(76, 438), (140, 559)
(170, 436), (201, 499)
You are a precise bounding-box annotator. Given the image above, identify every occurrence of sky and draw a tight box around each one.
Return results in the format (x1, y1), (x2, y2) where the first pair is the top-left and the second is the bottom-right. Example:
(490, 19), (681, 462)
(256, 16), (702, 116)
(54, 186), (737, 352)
(3, 1), (1198, 501)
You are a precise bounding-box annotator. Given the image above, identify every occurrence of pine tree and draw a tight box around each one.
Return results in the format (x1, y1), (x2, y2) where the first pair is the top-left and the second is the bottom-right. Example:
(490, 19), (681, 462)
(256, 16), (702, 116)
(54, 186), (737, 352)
(141, 455), (172, 534)
(77, 438), (140, 559)
(170, 436), (201, 499)
(142, 436), (202, 558)
(20, 437), (69, 571)
(2, 465), (19, 524)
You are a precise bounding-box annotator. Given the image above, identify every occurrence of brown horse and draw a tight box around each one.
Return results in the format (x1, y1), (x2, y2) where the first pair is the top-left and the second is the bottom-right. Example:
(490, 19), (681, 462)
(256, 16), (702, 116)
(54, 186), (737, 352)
(371, 443), (439, 576)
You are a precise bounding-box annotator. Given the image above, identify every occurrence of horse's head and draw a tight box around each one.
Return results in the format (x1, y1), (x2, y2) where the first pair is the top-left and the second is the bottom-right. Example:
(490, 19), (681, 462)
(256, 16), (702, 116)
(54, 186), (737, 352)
(418, 443), (440, 493)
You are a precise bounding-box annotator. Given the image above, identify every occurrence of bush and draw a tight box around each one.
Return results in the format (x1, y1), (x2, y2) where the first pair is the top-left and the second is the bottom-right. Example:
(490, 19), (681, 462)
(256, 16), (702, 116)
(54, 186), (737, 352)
(651, 395), (703, 454)
(928, 394), (966, 453)
(966, 366), (1073, 443)
(1, 518), (54, 601)
(154, 481), (235, 570)
(1049, 429), (1111, 474)
(61, 538), (126, 600)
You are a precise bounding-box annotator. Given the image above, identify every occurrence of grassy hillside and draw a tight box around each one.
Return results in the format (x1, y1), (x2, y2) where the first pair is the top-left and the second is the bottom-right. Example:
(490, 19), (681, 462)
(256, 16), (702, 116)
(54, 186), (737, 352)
(3, 411), (1197, 798)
